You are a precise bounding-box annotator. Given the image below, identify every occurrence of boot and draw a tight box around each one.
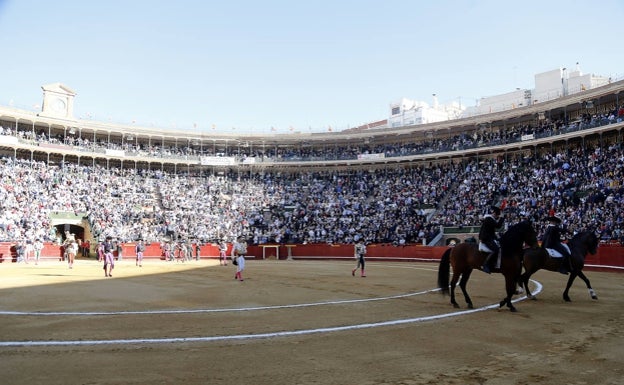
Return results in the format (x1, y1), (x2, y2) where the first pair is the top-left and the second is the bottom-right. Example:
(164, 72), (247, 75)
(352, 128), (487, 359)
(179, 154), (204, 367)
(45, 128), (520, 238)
(482, 253), (492, 274)
(351, 268), (356, 276)
(361, 269), (366, 277)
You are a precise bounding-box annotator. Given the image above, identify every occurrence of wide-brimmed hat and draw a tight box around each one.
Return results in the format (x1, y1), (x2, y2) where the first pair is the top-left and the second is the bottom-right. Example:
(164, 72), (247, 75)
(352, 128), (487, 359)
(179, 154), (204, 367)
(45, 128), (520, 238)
(490, 206), (501, 214)
(546, 216), (561, 224)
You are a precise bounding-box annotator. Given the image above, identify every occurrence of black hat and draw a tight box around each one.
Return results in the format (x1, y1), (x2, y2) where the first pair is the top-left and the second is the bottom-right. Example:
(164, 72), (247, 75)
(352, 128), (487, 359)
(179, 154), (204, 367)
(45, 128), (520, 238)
(546, 216), (561, 224)
(491, 206), (501, 214)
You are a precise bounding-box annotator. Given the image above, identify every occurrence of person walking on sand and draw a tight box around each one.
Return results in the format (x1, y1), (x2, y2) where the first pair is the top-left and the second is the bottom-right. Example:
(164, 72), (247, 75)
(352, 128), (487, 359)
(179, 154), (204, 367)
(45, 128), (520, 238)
(97, 241), (104, 262)
(232, 236), (247, 281)
(195, 242), (201, 261)
(135, 239), (145, 267)
(34, 239), (43, 265)
(24, 240), (34, 263)
(219, 240), (228, 266)
(116, 240), (123, 261)
(351, 238), (367, 277)
(67, 239), (78, 269)
(103, 236), (115, 277)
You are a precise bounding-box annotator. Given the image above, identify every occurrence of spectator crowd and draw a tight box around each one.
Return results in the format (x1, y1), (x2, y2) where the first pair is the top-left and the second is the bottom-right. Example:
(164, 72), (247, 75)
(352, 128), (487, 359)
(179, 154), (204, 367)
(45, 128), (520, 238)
(1, 138), (622, 248)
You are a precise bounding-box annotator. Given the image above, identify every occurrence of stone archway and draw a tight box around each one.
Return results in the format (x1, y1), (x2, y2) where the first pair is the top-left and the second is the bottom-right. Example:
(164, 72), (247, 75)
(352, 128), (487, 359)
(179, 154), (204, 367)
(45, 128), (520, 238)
(53, 223), (84, 243)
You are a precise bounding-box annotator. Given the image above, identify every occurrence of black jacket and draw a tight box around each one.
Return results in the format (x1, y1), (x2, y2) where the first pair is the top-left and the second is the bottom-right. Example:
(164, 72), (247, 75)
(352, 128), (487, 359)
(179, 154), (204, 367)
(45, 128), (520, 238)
(541, 224), (563, 249)
(479, 214), (504, 242)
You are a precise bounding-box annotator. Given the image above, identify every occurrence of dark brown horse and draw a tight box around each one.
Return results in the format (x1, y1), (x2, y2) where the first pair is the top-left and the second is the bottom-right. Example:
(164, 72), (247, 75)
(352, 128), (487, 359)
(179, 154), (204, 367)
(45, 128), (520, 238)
(438, 221), (538, 312)
(519, 230), (599, 302)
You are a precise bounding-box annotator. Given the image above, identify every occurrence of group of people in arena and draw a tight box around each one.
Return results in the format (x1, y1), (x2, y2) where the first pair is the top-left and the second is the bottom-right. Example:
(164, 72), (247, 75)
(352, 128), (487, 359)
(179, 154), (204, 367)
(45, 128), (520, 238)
(160, 239), (201, 262)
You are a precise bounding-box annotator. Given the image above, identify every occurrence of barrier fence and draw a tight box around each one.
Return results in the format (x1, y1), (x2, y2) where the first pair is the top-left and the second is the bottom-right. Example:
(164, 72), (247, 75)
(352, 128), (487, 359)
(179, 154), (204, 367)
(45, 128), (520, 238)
(1, 242), (621, 269)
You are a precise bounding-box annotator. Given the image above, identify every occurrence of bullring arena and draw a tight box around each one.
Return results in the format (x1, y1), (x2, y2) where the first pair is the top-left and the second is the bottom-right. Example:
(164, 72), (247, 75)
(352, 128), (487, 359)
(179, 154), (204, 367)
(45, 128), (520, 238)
(1, 79), (624, 384)
(0, 256), (623, 385)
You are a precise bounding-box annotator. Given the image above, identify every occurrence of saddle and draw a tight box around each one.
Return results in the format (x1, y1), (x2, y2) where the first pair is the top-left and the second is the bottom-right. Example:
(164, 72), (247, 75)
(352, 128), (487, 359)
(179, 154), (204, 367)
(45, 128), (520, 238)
(478, 240), (499, 253)
(479, 241), (501, 269)
(545, 243), (570, 259)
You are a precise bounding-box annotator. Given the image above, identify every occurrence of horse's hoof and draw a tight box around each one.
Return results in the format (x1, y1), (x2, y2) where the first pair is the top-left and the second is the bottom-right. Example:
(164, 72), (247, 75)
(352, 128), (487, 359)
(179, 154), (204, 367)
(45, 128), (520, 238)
(452, 303), (460, 309)
(589, 289), (597, 300)
(510, 307), (518, 313)
(529, 296), (537, 301)
(467, 304), (474, 309)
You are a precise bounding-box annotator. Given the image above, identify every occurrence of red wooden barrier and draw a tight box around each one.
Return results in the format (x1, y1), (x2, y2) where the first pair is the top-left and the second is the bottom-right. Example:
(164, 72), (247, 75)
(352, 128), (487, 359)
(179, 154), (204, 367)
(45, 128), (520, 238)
(1, 242), (622, 271)
(585, 244), (624, 267)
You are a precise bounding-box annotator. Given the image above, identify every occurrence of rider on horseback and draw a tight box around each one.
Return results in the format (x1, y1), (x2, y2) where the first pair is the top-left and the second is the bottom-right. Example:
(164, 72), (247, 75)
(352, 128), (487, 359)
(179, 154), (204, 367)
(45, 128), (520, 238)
(479, 205), (504, 274)
(541, 215), (572, 275)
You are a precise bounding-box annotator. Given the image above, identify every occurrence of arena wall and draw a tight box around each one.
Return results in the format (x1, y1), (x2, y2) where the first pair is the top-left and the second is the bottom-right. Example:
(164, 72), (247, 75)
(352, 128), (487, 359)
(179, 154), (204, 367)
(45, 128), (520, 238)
(1, 242), (621, 270)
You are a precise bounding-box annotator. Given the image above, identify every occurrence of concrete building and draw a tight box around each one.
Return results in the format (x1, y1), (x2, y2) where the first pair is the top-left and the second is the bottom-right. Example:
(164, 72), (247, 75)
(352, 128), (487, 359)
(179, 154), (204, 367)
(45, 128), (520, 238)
(390, 64), (612, 125)
(388, 95), (464, 128)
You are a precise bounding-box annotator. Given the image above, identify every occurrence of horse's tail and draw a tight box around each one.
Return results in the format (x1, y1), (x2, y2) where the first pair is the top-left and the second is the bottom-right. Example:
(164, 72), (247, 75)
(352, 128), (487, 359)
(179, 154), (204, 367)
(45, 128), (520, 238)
(437, 247), (451, 296)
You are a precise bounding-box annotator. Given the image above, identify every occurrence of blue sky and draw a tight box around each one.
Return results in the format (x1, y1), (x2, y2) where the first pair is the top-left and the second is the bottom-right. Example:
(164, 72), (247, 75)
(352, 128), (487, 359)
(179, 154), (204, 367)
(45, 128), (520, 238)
(1, 0), (622, 134)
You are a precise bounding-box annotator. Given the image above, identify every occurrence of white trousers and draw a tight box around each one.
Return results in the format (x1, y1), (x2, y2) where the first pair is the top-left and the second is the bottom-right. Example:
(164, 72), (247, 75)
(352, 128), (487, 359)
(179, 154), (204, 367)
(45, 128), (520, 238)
(237, 256), (245, 272)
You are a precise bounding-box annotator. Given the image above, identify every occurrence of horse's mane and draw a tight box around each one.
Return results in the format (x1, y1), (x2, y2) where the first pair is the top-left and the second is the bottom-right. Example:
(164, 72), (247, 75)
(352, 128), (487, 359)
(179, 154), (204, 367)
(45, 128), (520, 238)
(568, 230), (599, 254)
(569, 230), (597, 242)
(500, 220), (536, 254)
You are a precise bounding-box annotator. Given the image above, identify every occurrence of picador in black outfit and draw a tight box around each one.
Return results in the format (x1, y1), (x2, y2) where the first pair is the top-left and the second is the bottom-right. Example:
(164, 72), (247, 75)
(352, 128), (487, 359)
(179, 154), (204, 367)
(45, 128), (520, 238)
(541, 215), (572, 274)
(479, 206), (504, 274)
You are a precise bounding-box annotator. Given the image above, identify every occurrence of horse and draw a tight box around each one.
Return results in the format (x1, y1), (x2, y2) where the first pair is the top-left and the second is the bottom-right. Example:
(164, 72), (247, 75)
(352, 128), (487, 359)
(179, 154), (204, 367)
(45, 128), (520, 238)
(437, 220), (538, 312)
(519, 230), (599, 302)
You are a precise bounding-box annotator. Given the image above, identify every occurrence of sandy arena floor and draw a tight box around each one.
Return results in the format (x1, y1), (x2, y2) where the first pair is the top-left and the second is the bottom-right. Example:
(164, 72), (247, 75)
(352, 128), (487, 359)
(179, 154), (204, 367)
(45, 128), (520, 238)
(0, 258), (622, 385)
